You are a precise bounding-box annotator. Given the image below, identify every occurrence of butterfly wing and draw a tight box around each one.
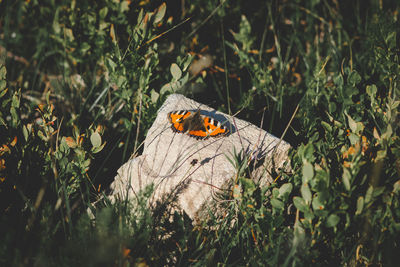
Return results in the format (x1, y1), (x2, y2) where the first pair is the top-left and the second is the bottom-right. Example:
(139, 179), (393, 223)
(187, 129), (209, 139)
(186, 116), (229, 139)
(168, 110), (192, 133)
(202, 116), (229, 137)
(168, 110), (229, 139)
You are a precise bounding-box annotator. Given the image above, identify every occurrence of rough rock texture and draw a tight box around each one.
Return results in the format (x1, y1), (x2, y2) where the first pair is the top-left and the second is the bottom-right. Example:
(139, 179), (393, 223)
(110, 94), (291, 221)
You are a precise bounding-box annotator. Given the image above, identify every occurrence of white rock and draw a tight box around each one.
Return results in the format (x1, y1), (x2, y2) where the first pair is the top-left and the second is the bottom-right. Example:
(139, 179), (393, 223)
(109, 94), (291, 221)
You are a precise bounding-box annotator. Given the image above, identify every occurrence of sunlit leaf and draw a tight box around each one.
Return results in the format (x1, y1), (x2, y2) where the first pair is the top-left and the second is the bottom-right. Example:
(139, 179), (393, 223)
(278, 183), (292, 199)
(326, 214), (340, 228)
(342, 168), (351, 191)
(0, 81), (6, 93)
(271, 199), (284, 210)
(301, 183), (312, 204)
(160, 83), (172, 94)
(92, 142), (106, 154)
(393, 180), (400, 193)
(0, 65), (6, 80)
(23, 125), (29, 141)
(312, 194), (325, 212)
(293, 196), (308, 213)
(65, 137), (77, 148)
(154, 2), (166, 24)
(170, 63), (182, 80)
(366, 84), (377, 98)
(90, 132), (102, 148)
(99, 7), (108, 19)
(151, 90), (159, 103)
(346, 113), (357, 133)
(355, 196), (364, 215)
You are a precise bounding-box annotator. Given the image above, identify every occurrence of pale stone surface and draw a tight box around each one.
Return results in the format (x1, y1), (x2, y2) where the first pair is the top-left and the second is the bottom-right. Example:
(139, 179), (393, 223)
(110, 94), (291, 221)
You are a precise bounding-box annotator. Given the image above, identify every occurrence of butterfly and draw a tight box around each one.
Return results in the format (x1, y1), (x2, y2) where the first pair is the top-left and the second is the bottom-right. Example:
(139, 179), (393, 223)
(167, 110), (230, 139)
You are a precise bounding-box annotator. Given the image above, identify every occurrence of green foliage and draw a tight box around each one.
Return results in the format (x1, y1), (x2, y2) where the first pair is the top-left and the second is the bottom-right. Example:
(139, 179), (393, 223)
(0, 0), (399, 266)
(0, 63), (107, 263)
(285, 11), (400, 264)
(160, 55), (193, 94)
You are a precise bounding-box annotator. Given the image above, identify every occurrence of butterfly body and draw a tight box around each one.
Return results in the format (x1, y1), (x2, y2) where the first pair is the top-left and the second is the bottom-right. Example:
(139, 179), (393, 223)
(167, 110), (229, 139)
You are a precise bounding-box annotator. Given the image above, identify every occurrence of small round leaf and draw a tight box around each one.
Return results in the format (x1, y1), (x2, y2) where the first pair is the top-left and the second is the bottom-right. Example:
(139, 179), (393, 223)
(170, 63), (182, 80)
(326, 214), (340, 228)
(90, 132), (102, 148)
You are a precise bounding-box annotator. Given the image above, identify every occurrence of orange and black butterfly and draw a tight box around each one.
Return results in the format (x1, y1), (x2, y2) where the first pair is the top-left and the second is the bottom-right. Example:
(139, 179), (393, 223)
(167, 110), (230, 139)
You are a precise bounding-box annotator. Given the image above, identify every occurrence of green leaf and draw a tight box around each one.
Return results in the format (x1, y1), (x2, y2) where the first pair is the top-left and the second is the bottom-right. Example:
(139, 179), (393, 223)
(278, 183), (293, 199)
(80, 42), (91, 53)
(346, 113), (357, 133)
(92, 142), (106, 154)
(23, 125), (29, 141)
(326, 214), (340, 228)
(160, 83), (172, 95)
(393, 180), (400, 193)
(11, 93), (20, 108)
(0, 65), (6, 80)
(301, 184), (312, 204)
(10, 107), (19, 127)
(313, 169), (330, 191)
(348, 71), (361, 85)
(302, 161), (314, 183)
(182, 54), (193, 71)
(293, 196), (308, 213)
(348, 133), (359, 145)
(151, 90), (159, 103)
(342, 168), (351, 191)
(372, 187), (385, 198)
(38, 130), (47, 141)
(333, 74), (343, 86)
(154, 2), (166, 24)
(240, 178), (256, 195)
(328, 102), (337, 113)
(365, 186), (373, 204)
(0, 115), (6, 127)
(321, 121), (332, 133)
(272, 188), (279, 198)
(0, 85), (7, 98)
(391, 100), (400, 110)
(106, 57), (117, 72)
(385, 31), (396, 49)
(271, 199), (284, 211)
(137, 8), (144, 25)
(170, 63), (182, 80)
(90, 132), (102, 148)
(0, 80), (6, 92)
(375, 149), (387, 161)
(82, 159), (91, 170)
(233, 15), (254, 51)
(99, 7), (108, 19)
(355, 196), (364, 215)
(381, 124), (393, 140)
(181, 72), (189, 85)
(53, 19), (61, 34)
(366, 84), (377, 98)
(304, 210), (315, 221)
(303, 144), (315, 161)
(312, 194), (325, 213)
